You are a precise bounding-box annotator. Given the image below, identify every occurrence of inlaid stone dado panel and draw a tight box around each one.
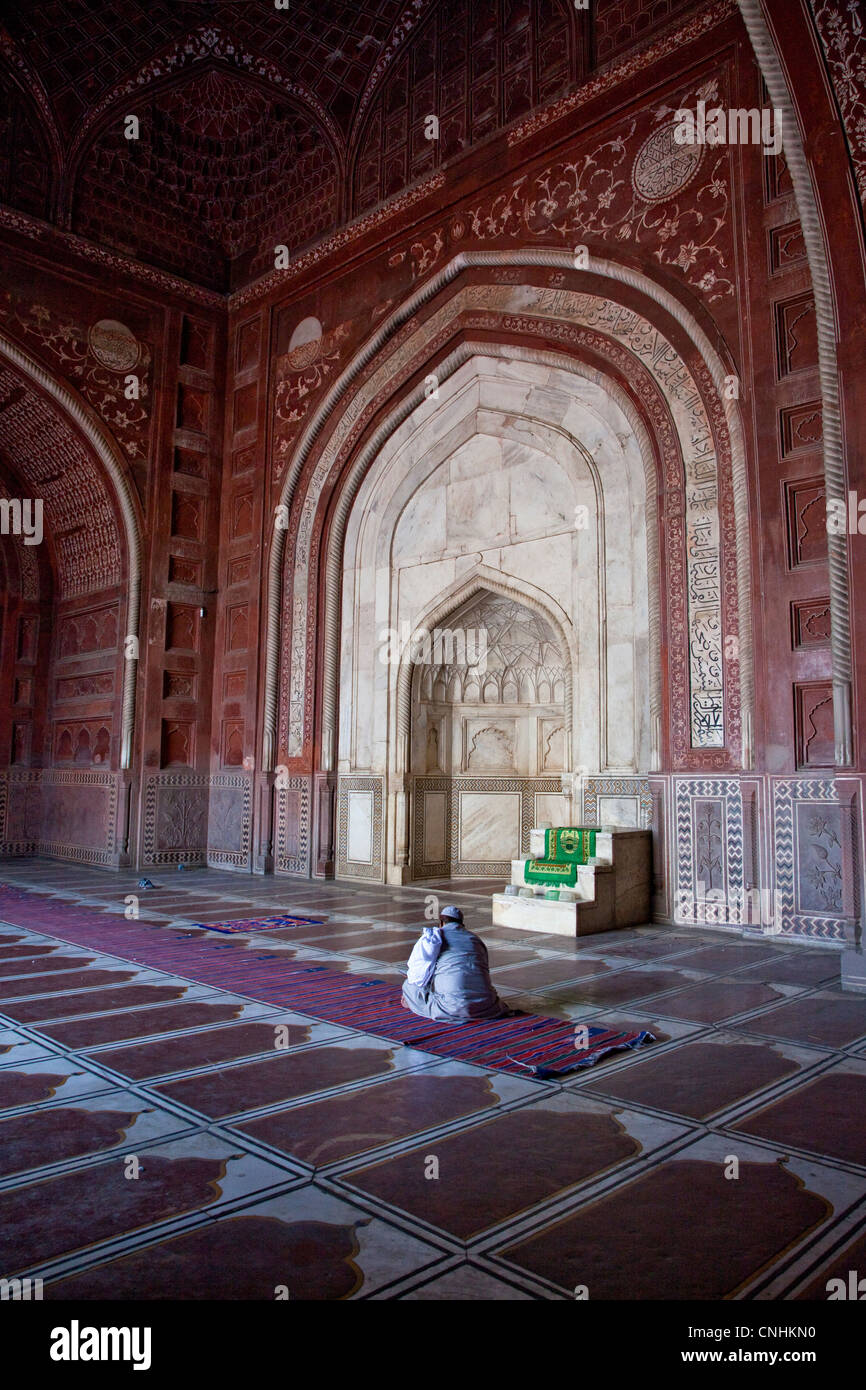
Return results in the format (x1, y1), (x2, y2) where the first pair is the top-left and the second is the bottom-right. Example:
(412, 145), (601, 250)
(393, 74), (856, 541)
(649, 775), (670, 922)
(411, 775), (562, 878)
(336, 776), (384, 882)
(772, 780), (858, 943)
(0, 769), (42, 856)
(207, 775), (252, 871)
(39, 769), (118, 865)
(275, 775), (311, 877)
(143, 773), (208, 867)
(459, 791), (521, 864)
(412, 777), (451, 880)
(673, 777), (743, 924)
(583, 777), (652, 829)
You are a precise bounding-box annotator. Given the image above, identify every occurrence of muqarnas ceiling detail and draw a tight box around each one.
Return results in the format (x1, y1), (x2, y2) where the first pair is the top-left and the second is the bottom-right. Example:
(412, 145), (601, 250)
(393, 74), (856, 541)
(73, 68), (340, 290)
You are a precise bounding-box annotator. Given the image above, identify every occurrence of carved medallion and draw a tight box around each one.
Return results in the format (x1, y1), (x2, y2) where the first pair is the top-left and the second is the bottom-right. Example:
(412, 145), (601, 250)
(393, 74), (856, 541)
(632, 121), (704, 204)
(88, 319), (140, 372)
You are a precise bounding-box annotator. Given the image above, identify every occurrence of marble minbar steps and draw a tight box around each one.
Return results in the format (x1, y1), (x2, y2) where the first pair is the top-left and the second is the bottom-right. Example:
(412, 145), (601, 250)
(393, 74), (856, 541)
(492, 829), (652, 937)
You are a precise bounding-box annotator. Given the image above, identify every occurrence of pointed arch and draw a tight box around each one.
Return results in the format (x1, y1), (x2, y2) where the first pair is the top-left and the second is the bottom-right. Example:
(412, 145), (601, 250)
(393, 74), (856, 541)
(0, 331), (142, 768)
(394, 566), (576, 777)
(265, 249), (753, 775)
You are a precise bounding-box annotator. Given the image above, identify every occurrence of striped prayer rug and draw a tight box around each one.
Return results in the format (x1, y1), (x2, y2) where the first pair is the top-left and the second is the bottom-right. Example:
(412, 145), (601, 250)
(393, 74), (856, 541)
(193, 915), (327, 934)
(0, 886), (653, 1079)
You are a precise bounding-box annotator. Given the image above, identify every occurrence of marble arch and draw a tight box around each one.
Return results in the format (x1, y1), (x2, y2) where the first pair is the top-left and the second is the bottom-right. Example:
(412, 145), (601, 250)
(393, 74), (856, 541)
(336, 354), (654, 770)
(0, 332), (142, 768)
(269, 255), (752, 779)
(392, 572), (580, 880)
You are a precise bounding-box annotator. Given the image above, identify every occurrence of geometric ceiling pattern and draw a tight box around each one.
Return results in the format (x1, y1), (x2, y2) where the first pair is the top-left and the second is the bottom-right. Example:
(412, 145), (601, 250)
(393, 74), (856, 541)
(2, 0), (407, 135)
(0, 365), (122, 598)
(74, 67), (340, 291)
(353, 0), (578, 215)
(0, 0), (707, 290)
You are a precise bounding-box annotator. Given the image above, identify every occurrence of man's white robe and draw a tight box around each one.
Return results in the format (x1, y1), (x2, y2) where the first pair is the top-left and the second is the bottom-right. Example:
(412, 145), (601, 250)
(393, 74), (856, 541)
(402, 923), (506, 1022)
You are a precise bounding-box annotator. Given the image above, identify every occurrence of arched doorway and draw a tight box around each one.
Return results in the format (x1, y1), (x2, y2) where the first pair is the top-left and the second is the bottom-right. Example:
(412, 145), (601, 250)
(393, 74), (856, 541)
(269, 255), (753, 899)
(0, 336), (141, 866)
(408, 587), (570, 880)
(334, 352), (652, 883)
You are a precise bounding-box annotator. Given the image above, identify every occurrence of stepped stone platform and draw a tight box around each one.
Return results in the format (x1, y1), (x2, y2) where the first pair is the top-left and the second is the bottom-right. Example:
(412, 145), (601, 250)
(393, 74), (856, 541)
(491, 827), (652, 937)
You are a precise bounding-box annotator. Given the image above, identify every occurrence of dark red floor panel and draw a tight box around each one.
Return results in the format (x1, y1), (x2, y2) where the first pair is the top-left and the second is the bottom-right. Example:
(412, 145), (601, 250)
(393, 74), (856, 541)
(502, 1159), (828, 1298)
(154, 1045), (397, 1118)
(91, 1020), (315, 1080)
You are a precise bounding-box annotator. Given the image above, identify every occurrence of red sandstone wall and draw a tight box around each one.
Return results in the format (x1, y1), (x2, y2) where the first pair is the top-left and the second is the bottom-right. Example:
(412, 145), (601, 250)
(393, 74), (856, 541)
(0, 0), (862, 914)
(0, 236), (224, 864)
(234, 6), (834, 780)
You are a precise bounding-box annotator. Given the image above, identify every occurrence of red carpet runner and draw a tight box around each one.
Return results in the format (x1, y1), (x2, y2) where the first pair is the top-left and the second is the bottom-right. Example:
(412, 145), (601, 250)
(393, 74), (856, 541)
(0, 886), (653, 1079)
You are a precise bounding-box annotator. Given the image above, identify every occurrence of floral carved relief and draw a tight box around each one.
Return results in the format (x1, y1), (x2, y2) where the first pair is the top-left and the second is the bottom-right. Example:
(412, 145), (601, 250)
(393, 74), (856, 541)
(273, 320), (352, 470)
(0, 290), (153, 463)
(809, 0), (866, 209)
(277, 282), (739, 770)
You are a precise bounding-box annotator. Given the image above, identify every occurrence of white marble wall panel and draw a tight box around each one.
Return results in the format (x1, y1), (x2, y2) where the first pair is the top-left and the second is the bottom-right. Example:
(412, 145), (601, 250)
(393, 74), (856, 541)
(447, 465), (510, 549)
(346, 790), (374, 863)
(459, 791), (521, 861)
(464, 718), (517, 772)
(391, 483), (447, 565)
(598, 794), (640, 827)
(534, 792), (571, 828)
(422, 790), (447, 862)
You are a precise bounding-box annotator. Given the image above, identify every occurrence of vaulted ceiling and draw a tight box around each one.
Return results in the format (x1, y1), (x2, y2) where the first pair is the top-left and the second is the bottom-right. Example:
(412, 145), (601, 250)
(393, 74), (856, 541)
(0, 0), (701, 291)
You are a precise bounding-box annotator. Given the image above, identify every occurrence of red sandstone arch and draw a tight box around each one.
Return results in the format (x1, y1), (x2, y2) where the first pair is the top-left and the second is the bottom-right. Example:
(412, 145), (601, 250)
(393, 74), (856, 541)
(265, 252), (751, 787)
(0, 333), (142, 771)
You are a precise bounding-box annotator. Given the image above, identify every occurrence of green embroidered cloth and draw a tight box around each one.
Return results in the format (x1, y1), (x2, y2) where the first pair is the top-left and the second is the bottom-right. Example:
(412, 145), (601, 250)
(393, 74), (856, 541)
(524, 827), (597, 887)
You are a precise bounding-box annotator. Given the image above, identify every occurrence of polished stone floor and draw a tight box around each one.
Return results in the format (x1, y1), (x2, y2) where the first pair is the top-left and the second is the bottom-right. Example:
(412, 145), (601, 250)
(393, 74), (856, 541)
(0, 857), (864, 1300)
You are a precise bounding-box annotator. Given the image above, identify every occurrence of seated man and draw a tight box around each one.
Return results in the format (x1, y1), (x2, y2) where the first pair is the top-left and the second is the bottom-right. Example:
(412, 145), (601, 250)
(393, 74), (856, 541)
(401, 905), (508, 1022)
